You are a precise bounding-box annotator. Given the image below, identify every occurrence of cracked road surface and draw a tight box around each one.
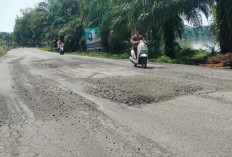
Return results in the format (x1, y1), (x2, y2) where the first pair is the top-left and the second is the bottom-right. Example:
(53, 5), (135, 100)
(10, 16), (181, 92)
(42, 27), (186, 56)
(0, 48), (232, 157)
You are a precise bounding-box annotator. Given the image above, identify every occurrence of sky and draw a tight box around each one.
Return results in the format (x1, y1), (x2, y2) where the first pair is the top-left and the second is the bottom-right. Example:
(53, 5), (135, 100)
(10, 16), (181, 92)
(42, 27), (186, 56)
(0, 0), (43, 33)
(0, 0), (211, 33)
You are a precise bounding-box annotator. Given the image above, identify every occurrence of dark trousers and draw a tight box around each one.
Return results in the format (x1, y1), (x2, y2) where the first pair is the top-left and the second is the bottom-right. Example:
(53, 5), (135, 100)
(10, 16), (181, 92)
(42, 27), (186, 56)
(133, 47), (137, 58)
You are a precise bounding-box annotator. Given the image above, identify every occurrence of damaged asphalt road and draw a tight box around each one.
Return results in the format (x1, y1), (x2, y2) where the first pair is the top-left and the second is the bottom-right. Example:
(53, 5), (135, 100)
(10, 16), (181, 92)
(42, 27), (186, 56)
(0, 48), (232, 157)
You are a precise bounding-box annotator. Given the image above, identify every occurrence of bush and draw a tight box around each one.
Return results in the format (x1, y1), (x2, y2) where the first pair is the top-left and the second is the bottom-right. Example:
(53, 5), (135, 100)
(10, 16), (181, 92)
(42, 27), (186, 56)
(192, 52), (208, 60)
(0, 46), (10, 57)
(155, 56), (173, 63)
(176, 45), (198, 58)
(174, 46), (210, 65)
(151, 45), (210, 65)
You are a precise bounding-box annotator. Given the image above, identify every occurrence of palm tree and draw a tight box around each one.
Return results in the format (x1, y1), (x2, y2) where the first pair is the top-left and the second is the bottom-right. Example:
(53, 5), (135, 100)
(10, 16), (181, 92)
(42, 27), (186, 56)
(138, 0), (213, 58)
(16, 0), (226, 56)
(86, 0), (213, 57)
(214, 0), (232, 53)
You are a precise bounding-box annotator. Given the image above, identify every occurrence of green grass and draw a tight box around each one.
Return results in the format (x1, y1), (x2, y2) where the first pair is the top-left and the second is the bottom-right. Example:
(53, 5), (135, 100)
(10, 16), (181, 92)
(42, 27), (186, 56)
(152, 53), (210, 65)
(0, 46), (10, 57)
(151, 56), (173, 63)
(38, 47), (130, 59)
(150, 46), (211, 65)
(39, 46), (54, 52)
(66, 51), (130, 59)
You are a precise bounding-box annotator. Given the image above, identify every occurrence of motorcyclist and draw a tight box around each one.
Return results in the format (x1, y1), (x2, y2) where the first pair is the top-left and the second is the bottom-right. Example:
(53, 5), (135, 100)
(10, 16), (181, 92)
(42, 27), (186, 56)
(130, 28), (146, 58)
(58, 41), (64, 55)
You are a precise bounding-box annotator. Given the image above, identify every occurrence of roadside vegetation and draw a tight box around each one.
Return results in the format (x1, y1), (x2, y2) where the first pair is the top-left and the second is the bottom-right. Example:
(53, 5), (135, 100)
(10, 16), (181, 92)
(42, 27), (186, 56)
(153, 46), (211, 65)
(0, 46), (10, 57)
(40, 45), (209, 65)
(1, 0), (232, 65)
(0, 33), (13, 57)
(40, 46), (130, 59)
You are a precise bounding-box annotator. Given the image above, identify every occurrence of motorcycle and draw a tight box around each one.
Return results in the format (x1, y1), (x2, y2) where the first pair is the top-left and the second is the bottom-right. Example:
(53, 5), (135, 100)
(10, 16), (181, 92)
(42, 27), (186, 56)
(59, 45), (64, 55)
(129, 40), (148, 68)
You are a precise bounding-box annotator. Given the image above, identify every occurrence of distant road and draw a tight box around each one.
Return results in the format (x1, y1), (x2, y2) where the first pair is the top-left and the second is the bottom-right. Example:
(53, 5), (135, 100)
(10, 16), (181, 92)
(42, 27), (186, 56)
(0, 48), (232, 157)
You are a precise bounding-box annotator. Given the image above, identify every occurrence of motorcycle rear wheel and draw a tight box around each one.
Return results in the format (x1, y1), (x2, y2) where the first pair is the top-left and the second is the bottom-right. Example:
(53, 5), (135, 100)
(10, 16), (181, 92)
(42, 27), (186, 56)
(141, 58), (147, 68)
(142, 64), (147, 68)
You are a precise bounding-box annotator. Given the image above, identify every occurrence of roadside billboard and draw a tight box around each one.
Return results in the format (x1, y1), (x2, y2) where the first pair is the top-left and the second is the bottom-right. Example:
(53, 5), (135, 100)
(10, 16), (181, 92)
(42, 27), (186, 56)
(85, 27), (102, 51)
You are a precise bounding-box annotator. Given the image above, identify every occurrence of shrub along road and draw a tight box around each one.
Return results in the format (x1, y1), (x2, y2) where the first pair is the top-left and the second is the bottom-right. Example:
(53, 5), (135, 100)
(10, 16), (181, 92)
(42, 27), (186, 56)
(0, 48), (232, 157)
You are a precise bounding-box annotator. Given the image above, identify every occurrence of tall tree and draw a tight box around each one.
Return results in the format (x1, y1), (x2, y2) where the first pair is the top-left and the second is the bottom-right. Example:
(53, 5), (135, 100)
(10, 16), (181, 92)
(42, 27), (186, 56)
(14, 0), (227, 57)
(139, 0), (213, 58)
(214, 0), (232, 53)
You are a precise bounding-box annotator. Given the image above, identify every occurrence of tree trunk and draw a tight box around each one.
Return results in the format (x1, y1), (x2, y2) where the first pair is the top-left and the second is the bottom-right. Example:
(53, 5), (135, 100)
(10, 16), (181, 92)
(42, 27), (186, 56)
(216, 0), (232, 53)
(163, 20), (175, 59)
(151, 26), (161, 57)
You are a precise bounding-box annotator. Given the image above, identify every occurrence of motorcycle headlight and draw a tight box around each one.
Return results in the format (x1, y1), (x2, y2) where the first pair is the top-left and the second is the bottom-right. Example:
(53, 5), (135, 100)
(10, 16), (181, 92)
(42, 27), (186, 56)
(141, 46), (146, 50)
(141, 45), (148, 50)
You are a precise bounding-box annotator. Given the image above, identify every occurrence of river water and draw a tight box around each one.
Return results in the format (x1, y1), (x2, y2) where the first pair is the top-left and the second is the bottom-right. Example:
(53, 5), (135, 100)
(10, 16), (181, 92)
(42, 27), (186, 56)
(178, 38), (220, 52)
